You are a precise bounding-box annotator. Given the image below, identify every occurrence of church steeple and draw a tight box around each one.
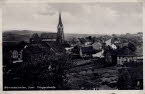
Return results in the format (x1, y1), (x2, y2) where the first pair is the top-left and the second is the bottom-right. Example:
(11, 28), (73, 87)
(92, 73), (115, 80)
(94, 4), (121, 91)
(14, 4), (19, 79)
(58, 12), (63, 25)
(57, 12), (64, 44)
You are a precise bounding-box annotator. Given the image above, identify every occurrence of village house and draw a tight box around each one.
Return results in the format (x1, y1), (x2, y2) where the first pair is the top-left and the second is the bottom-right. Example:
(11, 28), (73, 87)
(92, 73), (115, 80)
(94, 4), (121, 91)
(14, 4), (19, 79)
(3, 41), (27, 65)
(23, 42), (58, 64)
(10, 49), (23, 64)
(79, 45), (95, 58)
(117, 47), (143, 65)
(92, 42), (102, 51)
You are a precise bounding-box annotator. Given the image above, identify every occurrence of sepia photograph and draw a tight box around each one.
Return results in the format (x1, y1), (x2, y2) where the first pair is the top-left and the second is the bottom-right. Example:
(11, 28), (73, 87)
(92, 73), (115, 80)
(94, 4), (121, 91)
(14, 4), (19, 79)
(2, 2), (143, 90)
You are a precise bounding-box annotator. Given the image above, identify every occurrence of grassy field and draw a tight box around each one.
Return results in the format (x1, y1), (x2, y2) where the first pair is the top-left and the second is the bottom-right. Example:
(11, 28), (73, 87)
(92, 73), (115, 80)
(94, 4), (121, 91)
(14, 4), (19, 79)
(66, 59), (118, 90)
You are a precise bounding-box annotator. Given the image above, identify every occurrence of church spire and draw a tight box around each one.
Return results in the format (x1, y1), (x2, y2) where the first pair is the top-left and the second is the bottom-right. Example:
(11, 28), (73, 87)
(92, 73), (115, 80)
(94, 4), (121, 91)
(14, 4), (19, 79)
(58, 12), (63, 25)
(57, 12), (64, 44)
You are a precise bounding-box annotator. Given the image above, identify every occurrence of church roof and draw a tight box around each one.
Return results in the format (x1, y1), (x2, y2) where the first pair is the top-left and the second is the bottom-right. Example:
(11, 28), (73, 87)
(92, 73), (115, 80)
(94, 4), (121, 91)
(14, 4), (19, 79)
(45, 41), (66, 53)
(31, 33), (40, 38)
(24, 44), (42, 54)
(40, 33), (57, 39)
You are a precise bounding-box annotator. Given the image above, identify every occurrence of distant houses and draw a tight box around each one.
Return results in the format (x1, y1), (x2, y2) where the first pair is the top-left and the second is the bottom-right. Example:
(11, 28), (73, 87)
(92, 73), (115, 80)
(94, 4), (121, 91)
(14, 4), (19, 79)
(3, 11), (143, 67)
(117, 47), (137, 65)
(71, 37), (102, 59)
(117, 47), (143, 65)
(69, 34), (143, 66)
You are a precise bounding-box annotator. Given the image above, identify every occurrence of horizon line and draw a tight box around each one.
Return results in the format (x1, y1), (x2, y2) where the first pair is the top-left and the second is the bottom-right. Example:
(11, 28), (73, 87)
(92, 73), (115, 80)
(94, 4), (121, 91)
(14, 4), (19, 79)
(3, 29), (141, 35)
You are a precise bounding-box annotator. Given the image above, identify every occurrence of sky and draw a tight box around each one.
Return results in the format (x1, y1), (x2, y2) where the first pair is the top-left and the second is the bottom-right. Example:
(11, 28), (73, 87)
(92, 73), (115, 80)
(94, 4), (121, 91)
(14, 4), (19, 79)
(3, 2), (143, 34)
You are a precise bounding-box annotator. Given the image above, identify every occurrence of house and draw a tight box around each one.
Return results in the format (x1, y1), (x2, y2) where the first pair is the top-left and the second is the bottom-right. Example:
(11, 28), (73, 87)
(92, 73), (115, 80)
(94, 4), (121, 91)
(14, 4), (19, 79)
(105, 38), (117, 50)
(3, 41), (28, 75)
(137, 32), (143, 37)
(24, 36), (66, 64)
(71, 45), (95, 58)
(10, 49), (23, 63)
(117, 47), (137, 65)
(44, 41), (66, 54)
(134, 46), (143, 63)
(23, 42), (55, 64)
(92, 42), (102, 51)
(3, 41), (27, 65)
(79, 45), (95, 58)
(78, 36), (94, 46)
(78, 38), (87, 44)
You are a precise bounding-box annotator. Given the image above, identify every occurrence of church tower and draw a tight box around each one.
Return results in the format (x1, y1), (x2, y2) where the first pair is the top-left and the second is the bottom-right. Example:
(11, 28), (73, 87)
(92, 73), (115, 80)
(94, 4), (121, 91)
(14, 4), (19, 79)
(57, 12), (64, 44)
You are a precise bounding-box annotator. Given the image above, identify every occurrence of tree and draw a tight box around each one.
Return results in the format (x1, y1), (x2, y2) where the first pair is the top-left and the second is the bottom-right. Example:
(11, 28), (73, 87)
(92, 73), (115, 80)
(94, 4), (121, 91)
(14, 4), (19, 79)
(18, 41), (27, 49)
(49, 53), (73, 89)
(17, 52), (73, 90)
(118, 68), (132, 90)
(128, 42), (136, 52)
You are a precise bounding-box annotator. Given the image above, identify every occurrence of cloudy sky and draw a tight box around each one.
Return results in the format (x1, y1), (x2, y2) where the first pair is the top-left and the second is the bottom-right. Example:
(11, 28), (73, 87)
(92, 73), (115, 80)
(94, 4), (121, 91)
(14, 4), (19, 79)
(3, 2), (142, 34)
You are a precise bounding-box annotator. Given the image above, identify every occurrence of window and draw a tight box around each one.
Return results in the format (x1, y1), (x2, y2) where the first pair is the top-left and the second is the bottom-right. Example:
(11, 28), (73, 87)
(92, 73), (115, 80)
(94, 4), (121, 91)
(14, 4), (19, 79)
(12, 50), (18, 59)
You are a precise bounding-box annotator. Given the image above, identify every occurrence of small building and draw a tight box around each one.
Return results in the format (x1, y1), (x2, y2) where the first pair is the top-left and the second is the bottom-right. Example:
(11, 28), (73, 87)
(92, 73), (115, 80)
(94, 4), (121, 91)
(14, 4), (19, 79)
(79, 46), (95, 58)
(134, 46), (143, 63)
(92, 42), (102, 51)
(78, 38), (87, 44)
(23, 42), (53, 64)
(117, 47), (138, 65)
(10, 49), (23, 63)
(23, 40), (66, 64)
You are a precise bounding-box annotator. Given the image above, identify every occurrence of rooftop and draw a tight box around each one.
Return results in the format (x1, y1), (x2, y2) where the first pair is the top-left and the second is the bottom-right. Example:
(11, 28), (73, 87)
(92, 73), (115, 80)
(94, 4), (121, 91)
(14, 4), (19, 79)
(40, 33), (57, 39)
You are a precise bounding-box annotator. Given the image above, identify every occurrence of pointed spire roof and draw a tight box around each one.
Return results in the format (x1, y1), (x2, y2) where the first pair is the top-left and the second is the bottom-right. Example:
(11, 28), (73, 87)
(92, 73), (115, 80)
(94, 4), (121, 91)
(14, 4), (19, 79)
(58, 12), (63, 25)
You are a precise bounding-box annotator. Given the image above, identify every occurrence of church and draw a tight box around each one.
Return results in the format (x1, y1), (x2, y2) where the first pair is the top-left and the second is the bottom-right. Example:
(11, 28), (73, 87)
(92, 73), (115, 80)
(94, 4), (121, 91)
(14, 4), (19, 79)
(30, 12), (65, 44)
(23, 13), (66, 64)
